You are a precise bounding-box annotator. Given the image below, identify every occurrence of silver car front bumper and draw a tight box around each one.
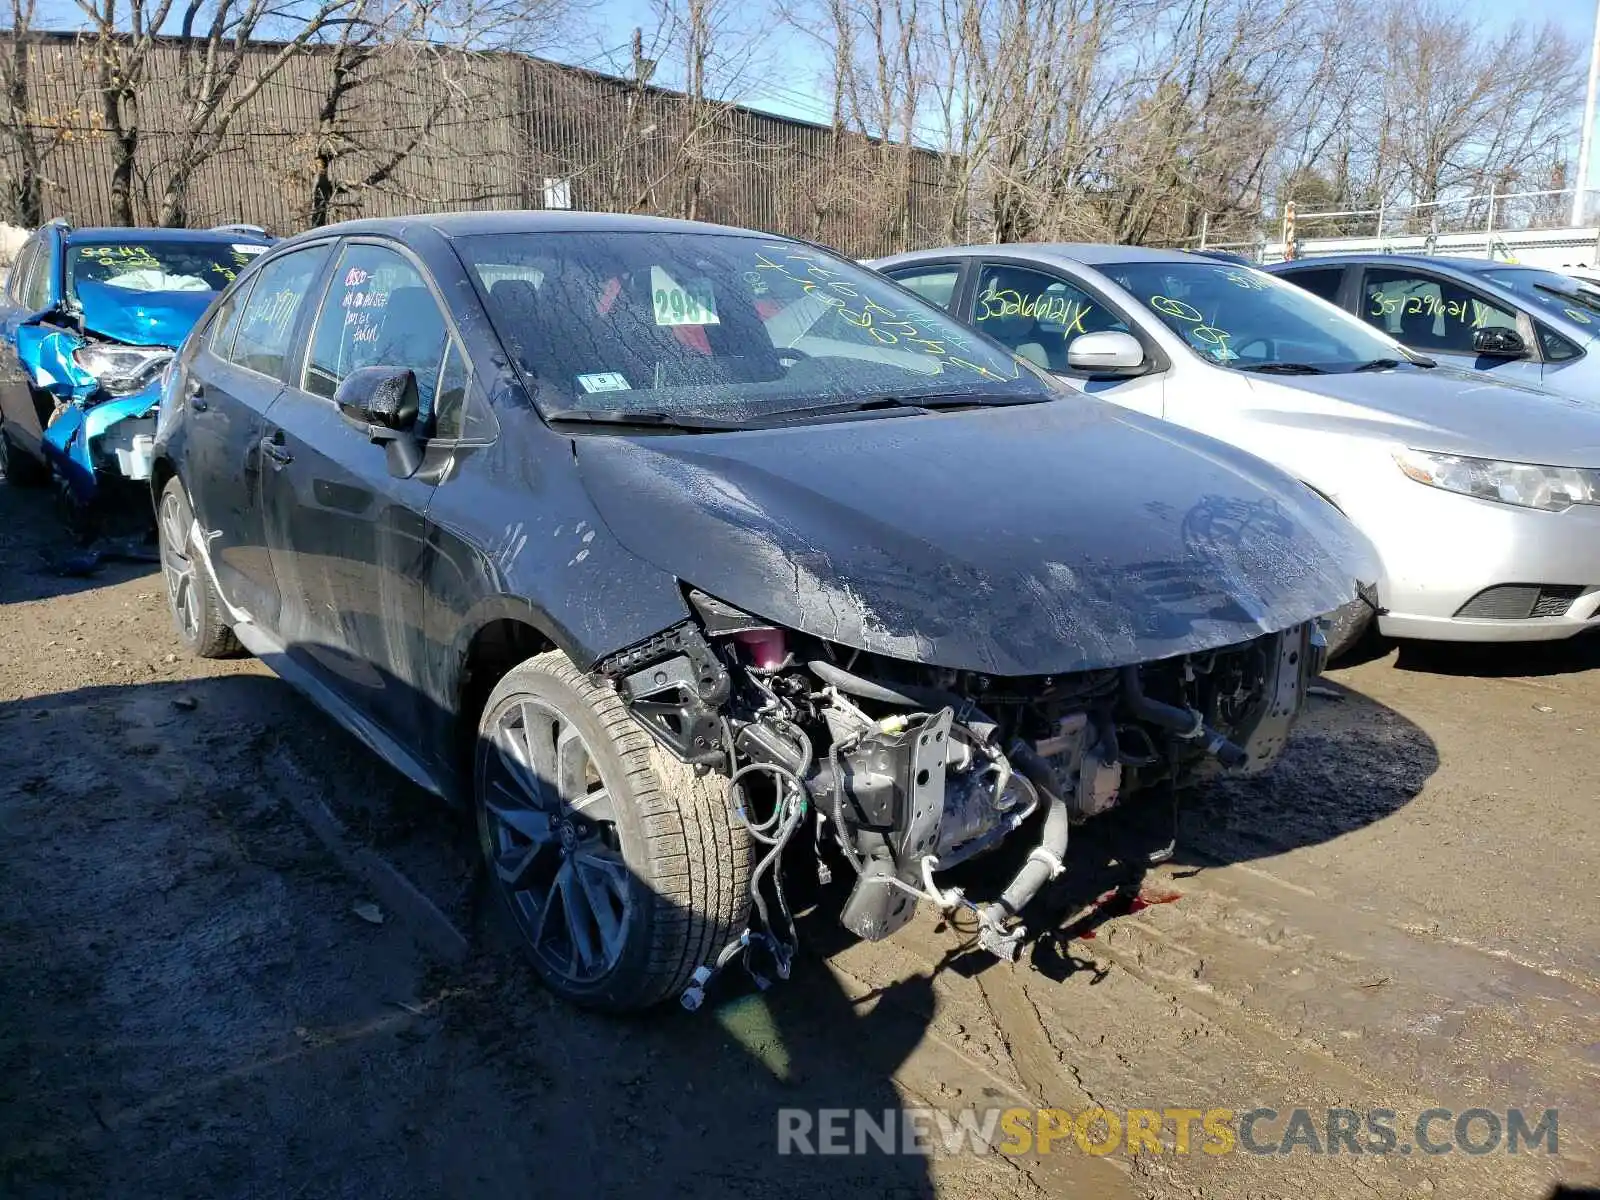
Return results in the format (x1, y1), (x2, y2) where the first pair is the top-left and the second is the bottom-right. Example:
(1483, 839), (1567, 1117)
(1366, 482), (1600, 643)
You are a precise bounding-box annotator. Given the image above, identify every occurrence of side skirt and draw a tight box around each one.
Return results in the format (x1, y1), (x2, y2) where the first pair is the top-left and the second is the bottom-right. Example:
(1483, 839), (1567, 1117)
(231, 621), (452, 802)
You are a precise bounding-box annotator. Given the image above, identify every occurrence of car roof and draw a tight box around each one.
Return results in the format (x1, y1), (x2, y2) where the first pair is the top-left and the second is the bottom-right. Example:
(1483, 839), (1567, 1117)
(64, 226), (273, 246)
(1271, 253), (1505, 273)
(878, 243), (1198, 268)
(280, 209), (775, 245)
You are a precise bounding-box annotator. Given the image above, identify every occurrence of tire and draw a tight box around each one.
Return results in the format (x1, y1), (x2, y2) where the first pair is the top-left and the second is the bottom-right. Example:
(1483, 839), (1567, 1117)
(156, 476), (239, 659)
(1322, 596), (1375, 664)
(0, 425), (48, 487)
(475, 650), (751, 1011)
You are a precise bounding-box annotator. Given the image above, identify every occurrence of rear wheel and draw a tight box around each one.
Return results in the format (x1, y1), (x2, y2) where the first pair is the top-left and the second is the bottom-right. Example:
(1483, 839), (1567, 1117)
(0, 426), (48, 487)
(157, 476), (238, 659)
(474, 651), (751, 1011)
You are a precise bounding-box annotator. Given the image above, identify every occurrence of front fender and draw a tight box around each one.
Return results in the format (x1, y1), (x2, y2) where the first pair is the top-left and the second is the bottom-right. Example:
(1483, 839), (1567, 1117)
(17, 326), (93, 403)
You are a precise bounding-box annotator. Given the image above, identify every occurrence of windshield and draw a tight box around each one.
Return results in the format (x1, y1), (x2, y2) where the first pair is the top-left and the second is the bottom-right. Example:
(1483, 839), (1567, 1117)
(1101, 260), (1404, 370)
(456, 231), (1046, 422)
(1480, 267), (1600, 331)
(67, 239), (268, 297)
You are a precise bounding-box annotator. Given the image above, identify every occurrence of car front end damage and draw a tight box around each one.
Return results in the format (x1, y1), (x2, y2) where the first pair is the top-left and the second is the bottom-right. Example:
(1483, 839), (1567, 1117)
(19, 319), (170, 518)
(561, 396), (1377, 1003)
(600, 592), (1324, 1003)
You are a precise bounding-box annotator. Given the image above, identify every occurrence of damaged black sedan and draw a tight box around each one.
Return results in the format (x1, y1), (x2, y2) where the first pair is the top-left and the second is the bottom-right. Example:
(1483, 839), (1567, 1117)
(152, 212), (1374, 1011)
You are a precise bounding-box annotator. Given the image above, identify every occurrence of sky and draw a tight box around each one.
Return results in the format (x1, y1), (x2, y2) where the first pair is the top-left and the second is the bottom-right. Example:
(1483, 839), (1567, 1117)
(568, 0), (1600, 130)
(25, 0), (1600, 138)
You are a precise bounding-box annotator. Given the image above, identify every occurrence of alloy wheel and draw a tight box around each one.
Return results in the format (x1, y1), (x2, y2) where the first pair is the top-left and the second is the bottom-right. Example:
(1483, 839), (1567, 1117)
(482, 697), (632, 985)
(159, 490), (200, 642)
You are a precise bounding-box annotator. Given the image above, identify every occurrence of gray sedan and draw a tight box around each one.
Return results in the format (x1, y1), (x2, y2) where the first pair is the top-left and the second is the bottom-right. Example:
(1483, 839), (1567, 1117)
(874, 243), (1600, 646)
(1267, 253), (1600, 400)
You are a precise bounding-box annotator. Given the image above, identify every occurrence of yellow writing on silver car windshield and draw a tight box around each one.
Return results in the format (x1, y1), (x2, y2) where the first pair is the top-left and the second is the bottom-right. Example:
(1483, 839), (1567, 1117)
(1149, 294), (1234, 358)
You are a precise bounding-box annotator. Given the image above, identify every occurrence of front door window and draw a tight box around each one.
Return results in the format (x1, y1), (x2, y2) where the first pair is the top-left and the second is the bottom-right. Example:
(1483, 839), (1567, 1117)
(970, 264), (1128, 371)
(1361, 269), (1517, 355)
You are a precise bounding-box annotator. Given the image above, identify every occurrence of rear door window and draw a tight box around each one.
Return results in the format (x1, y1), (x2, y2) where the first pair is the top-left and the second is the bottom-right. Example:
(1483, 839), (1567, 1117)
(881, 264), (962, 311)
(1539, 325), (1582, 362)
(8, 238), (39, 306)
(21, 237), (50, 310)
(1361, 268), (1518, 355)
(1280, 266), (1345, 305)
(229, 245), (332, 379)
(970, 263), (1129, 371)
(203, 276), (255, 362)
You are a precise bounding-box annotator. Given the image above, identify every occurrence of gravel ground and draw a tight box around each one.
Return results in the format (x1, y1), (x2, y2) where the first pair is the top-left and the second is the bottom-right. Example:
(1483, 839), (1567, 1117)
(0, 479), (1596, 1200)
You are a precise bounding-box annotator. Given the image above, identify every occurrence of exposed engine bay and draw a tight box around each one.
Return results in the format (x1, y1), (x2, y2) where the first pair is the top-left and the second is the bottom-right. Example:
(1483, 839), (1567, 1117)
(600, 588), (1323, 1007)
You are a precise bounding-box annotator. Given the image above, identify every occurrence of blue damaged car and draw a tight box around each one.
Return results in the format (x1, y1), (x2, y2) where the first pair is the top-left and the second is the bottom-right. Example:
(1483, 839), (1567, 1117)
(0, 219), (273, 534)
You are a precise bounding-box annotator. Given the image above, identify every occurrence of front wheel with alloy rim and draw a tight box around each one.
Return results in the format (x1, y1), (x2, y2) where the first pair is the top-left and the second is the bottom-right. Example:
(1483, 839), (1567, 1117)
(156, 476), (239, 658)
(475, 651), (751, 1011)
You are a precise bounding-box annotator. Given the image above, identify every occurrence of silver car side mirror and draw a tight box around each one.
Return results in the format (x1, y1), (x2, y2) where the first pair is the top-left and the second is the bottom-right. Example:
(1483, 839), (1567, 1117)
(1065, 331), (1146, 375)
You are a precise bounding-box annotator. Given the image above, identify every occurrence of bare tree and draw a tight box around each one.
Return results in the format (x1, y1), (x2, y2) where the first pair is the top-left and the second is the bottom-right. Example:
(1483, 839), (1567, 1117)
(0, 0), (50, 225)
(1369, 3), (1581, 226)
(645, 0), (766, 221)
(299, 0), (469, 227)
(72, 0), (359, 225)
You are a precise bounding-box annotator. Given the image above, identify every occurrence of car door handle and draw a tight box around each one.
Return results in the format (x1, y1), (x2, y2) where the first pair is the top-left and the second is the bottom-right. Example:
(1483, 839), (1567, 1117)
(260, 433), (292, 466)
(186, 380), (208, 412)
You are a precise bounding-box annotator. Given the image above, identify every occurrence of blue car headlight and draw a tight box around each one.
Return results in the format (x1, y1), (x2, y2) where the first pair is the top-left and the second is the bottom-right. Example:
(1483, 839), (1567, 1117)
(71, 343), (174, 397)
(1395, 448), (1600, 512)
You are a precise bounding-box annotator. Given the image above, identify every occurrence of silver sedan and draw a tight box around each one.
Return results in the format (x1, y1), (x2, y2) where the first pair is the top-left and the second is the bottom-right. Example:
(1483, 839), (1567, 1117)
(873, 243), (1600, 645)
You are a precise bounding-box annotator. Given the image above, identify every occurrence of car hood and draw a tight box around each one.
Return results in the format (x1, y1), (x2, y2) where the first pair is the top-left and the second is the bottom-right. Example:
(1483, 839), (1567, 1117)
(574, 398), (1376, 675)
(74, 279), (215, 347)
(1253, 365), (1600, 465)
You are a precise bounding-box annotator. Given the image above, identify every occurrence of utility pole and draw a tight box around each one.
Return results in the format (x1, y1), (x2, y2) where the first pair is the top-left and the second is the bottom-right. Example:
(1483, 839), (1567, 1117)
(1573, 0), (1600, 226)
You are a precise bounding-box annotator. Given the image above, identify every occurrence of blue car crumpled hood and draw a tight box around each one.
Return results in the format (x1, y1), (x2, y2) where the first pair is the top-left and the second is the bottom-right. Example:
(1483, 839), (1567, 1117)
(74, 279), (216, 347)
(576, 396), (1381, 676)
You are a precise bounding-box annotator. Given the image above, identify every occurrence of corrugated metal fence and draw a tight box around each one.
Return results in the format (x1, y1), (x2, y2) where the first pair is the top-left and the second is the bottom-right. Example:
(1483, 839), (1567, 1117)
(4, 32), (956, 258)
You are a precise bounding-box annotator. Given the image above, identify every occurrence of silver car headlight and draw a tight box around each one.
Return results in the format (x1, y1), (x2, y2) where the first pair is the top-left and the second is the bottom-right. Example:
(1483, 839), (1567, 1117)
(1395, 449), (1600, 513)
(71, 344), (174, 396)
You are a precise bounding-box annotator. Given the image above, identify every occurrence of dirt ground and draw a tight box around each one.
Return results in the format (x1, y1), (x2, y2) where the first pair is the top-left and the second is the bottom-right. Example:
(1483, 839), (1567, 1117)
(1, 479), (1596, 1200)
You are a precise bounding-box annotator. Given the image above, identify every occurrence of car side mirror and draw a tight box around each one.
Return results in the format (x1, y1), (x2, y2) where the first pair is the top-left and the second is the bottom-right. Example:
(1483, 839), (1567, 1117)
(20, 301), (74, 331)
(1065, 330), (1147, 376)
(332, 365), (423, 478)
(1472, 327), (1528, 359)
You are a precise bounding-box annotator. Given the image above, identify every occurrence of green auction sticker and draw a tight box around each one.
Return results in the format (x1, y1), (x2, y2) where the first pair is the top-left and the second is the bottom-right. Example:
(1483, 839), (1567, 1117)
(651, 266), (720, 326)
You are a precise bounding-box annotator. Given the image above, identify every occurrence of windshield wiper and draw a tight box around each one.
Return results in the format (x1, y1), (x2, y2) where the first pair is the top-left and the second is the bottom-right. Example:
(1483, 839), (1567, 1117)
(1353, 354), (1435, 372)
(542, 408), (746, 433)
(1534, 283), (1600, 316)
(1236, 362), (1329, 375)
(749, 392), (1046, 425)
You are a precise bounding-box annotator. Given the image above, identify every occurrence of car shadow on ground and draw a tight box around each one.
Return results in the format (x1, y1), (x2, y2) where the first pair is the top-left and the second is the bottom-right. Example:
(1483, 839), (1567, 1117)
(0, 671), (951, 1199)
(0, 480), (159, 608)
(1390, 631), (1600, 678)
